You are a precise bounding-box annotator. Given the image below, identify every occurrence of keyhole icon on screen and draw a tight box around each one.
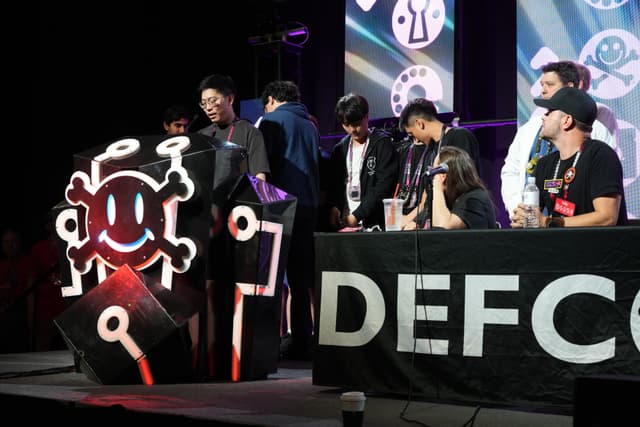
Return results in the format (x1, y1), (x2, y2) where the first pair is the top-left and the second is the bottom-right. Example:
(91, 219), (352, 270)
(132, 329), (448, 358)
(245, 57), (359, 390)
(392, 0), (444, 49)
(408, 0), (429, 43)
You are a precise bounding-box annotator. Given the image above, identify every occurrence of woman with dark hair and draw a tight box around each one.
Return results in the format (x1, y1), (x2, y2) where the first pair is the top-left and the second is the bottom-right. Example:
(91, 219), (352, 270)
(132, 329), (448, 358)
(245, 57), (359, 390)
(430, 146), (498, 229)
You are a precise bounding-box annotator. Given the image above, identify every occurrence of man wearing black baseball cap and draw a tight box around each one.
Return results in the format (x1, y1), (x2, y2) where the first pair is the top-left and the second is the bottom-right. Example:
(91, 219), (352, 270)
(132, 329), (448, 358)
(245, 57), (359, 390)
(510, 87), (627, 227)
(533, 86), (598, 128)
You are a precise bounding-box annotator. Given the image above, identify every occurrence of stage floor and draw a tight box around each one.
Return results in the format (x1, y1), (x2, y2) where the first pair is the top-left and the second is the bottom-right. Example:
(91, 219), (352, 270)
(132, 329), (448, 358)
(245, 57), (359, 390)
(0, 350), (573, 426)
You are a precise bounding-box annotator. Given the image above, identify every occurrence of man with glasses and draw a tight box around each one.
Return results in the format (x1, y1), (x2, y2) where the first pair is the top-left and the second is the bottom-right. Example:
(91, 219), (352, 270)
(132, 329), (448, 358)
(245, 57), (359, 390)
(196, 74), (270, 181)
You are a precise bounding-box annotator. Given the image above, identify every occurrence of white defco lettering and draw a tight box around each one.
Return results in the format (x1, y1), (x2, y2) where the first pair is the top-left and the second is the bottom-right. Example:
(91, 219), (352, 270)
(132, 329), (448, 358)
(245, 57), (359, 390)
(463, 275), (519, 357)
(318, 271), (385, 346)
(318, 272), (640, 362)
(532, 274), (615, 364)
(397, 274), (450, 355)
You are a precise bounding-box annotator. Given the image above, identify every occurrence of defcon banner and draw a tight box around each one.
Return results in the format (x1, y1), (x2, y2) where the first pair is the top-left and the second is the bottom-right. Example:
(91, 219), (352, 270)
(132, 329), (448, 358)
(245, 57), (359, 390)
(313, 227), (640, 409)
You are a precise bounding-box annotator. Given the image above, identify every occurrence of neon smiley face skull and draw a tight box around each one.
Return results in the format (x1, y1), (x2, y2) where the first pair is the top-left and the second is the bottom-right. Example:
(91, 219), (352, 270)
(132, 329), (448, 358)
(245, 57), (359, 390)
(65, 166), (195, 274)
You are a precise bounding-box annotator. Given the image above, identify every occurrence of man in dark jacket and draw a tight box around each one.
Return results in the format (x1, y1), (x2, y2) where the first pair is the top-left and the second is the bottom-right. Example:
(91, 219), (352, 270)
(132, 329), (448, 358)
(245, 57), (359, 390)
(259, 80), (320, 360)
(328, 93), (399, 230)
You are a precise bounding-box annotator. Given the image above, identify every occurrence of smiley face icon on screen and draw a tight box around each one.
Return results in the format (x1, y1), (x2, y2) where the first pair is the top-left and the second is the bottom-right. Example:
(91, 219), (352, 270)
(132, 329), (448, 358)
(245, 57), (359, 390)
(580, 29), (640, 99)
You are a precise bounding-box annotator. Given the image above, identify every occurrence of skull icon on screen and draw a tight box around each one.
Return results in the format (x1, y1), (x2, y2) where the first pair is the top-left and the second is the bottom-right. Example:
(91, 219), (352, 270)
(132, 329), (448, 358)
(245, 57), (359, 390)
(580, 29), (640, 98)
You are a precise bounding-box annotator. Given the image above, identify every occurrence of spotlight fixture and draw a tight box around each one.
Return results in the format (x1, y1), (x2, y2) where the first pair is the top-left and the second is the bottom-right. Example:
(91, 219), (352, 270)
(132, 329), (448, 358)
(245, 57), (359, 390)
(248, 22), (309, 47)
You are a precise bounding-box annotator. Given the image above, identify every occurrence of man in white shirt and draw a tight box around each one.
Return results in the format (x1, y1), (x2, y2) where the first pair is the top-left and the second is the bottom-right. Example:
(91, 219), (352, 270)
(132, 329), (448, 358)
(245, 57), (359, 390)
(500, 60), (618, 217)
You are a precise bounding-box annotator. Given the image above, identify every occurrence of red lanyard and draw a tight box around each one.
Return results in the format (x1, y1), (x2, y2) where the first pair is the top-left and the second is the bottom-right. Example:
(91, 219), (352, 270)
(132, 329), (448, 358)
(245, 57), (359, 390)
(403, 144), (428, 188)
(217, 120), (236, 142)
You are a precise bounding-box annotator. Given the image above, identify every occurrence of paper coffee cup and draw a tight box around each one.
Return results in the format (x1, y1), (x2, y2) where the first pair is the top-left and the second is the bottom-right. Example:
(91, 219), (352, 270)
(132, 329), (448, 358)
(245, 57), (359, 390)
(341, 391), (366, 411)
(341, 391), (366, 427)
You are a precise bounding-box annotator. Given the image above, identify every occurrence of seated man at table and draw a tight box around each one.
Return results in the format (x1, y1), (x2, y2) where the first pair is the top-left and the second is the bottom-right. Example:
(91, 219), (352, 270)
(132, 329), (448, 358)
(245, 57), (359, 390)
(510, 87), (627, 228)
(500, 60), (618, 218)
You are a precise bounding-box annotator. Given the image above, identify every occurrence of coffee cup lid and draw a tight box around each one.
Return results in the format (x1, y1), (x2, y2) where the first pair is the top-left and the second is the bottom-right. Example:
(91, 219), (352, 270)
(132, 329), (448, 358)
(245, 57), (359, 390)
(340, 391), (366, 402)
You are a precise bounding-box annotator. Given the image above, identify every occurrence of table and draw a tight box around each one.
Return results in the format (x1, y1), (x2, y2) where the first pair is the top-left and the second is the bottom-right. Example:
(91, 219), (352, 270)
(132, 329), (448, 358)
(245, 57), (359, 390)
(312, 227), (640, 409)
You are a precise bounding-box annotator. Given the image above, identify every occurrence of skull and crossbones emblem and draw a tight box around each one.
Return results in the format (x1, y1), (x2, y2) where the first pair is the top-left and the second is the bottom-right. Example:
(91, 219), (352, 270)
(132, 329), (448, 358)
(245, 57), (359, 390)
(585, 34), (638, 90)
(65, 166), (196, 274)
(580, 29), (640, 98)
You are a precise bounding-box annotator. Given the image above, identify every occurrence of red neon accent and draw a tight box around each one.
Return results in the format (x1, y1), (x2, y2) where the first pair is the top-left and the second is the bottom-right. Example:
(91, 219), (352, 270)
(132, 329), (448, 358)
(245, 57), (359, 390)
(231, 346), (240, 382)
(231, 286), (242, 381)
(137, 356), (154, 385)
(228, 217), (239, 238)
(235, 286), (242, 309)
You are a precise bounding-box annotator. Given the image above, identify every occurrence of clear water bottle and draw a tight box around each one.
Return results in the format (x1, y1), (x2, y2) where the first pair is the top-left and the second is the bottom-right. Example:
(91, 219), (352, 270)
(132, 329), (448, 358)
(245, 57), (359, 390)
(522, 177), (540, 228)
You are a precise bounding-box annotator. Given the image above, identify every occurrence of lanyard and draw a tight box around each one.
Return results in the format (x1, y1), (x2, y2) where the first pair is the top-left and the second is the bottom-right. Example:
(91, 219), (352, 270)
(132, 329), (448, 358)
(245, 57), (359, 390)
(348, 137), (368, 186)
(424, 125), (447, 169)
(227, 123), (235, 141)
(217, 119), (237, 142)
(527, 125), (555, 178)
(402, 144), (428, 188)
(550, 146), (582, 202)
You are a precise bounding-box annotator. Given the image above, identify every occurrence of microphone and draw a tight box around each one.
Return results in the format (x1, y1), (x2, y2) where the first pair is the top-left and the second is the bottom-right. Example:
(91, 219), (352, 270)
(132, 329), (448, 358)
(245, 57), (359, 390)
(423, 162), (449, 178)
(186, 113), (200, 132)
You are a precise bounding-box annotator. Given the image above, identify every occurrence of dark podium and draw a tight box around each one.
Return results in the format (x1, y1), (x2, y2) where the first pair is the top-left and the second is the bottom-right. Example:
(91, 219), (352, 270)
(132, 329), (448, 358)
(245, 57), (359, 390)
(53, 133), (295, 384)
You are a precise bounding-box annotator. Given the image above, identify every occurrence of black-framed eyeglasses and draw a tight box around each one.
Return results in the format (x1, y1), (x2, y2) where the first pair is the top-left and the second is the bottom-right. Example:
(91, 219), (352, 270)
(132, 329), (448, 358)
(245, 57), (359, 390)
(199, 96), (225, 109)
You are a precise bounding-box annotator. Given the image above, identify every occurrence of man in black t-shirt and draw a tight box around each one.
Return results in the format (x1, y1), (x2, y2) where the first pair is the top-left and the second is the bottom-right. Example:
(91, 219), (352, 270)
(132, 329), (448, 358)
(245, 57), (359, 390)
(510, 87), (626, 227)
(397, 98), (480, 229)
